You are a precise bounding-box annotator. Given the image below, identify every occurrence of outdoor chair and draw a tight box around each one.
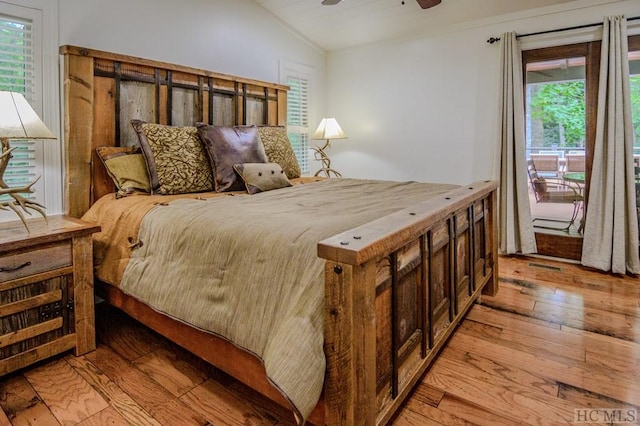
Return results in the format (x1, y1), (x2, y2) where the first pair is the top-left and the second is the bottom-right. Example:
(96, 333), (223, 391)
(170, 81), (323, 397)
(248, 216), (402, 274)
(530, 153), (561, 178)
(527, 159), (583, 232)
(565, 153), (586, 172)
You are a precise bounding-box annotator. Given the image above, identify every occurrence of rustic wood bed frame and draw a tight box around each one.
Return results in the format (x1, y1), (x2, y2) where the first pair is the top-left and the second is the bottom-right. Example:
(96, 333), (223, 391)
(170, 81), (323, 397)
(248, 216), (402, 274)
(61, 45), (499, 425)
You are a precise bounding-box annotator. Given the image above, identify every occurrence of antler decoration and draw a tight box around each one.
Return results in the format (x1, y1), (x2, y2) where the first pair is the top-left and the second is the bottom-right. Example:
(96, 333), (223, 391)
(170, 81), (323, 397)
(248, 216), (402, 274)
(0, 139), (46, 231)
(312, 140), (342, 178)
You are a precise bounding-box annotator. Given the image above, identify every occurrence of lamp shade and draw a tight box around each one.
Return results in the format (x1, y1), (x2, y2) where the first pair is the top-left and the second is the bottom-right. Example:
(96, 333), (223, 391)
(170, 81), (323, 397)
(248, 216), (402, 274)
(0, 91), (55, 140)
(311, 118), (347, 140)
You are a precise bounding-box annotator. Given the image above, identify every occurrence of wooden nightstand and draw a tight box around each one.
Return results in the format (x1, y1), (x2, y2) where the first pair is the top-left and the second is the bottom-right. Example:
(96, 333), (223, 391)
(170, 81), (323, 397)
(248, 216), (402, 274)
(0, 215), (100, 375)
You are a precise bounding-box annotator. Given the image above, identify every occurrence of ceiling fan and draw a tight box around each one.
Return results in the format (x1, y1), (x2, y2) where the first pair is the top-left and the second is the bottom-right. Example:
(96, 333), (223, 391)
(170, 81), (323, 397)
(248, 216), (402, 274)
(321, 0), (442, 9)
(415, 0), (441, 8)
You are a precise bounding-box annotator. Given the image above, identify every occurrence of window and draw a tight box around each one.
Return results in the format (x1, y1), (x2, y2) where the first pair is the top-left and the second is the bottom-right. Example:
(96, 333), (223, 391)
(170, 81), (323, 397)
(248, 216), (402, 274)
(0, 0), (60, 221)
(0, 14), (38, 202)
(280, 61), (313, 175)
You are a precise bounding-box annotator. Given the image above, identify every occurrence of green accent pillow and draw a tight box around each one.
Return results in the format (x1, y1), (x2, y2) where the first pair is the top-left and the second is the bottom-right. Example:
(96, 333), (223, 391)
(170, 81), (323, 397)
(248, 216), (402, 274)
(257, 126), (301, 179)
(96, 146), (151, 197)
(233, 163), (292, 194)
(131, 120), (214, 195)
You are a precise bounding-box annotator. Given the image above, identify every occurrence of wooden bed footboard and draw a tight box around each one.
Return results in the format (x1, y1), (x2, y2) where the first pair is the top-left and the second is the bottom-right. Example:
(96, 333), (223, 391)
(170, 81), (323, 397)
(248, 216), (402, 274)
(319, 180), (498, 425)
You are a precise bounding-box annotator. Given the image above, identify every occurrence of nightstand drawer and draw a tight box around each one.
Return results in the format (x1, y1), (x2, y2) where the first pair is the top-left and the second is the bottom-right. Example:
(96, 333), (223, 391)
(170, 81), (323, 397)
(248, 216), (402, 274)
(0, 242), (72, 283)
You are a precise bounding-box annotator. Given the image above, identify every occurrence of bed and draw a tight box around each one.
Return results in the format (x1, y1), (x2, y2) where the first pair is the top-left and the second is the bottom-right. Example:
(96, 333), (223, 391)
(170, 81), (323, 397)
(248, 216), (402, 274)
(60, 45), (499, 425)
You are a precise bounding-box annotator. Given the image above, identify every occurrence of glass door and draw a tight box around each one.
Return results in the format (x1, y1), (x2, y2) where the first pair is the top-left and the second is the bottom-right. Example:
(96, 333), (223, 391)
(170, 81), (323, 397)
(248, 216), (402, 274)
(523, 43), (598, 259)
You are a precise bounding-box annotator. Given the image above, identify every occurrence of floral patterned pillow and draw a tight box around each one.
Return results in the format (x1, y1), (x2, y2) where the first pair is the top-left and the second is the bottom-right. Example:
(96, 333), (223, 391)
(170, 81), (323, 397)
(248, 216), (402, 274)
(131, 120), (214, 195)
(257, 126), (301, 179)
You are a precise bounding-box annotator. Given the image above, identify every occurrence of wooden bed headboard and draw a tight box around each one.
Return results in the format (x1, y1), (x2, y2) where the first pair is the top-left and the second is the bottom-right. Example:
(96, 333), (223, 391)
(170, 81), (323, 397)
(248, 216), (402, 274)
(60, 45), (288, 218)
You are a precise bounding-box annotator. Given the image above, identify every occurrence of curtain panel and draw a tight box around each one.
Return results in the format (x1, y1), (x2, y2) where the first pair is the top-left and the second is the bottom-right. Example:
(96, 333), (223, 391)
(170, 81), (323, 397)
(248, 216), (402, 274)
(582, 16), (640, 274)
(498, 32), (537, 255)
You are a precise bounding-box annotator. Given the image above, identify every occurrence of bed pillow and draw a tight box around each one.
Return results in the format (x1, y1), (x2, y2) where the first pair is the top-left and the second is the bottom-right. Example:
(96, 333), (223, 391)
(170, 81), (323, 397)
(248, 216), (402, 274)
(257, 126), (301, 179)
(96, 146), (151, 197)
(131, 120), (214, 195)
(233, 163), (292, 195)
(196, 124), (268, 192)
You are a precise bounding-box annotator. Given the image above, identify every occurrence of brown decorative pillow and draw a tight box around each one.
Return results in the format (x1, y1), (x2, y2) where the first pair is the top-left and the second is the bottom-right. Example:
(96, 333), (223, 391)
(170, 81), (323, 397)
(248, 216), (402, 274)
(95, 146), (151, 197)
(233, 163), (292, 194)
(196, 124), (268, 192)
(257, 126), (301, 179)
(131, 120), (214, 195)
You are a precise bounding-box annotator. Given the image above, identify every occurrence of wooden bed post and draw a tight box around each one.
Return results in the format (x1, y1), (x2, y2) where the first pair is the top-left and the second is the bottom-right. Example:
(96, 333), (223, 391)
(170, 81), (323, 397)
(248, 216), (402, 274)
(481, 186), (499, 297)
(324, 260), (377, 425)
(63, 52), (94, 218)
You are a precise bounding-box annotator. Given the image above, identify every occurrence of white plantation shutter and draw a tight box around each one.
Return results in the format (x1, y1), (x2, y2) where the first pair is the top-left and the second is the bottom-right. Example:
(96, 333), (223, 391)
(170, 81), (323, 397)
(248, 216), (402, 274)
(281, 63), (312, 175)
(0, 14), (38, 202)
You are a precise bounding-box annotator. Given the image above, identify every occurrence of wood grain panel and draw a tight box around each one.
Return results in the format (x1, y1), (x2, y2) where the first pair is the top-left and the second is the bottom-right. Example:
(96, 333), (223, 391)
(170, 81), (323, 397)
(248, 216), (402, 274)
(73, 234), (96, 355)
(0, 318), (62, 349)
(0, 334), (76, 376)
(89, 345), (207, 425)
(0, 290), (61, 318)
(92, 76), (117, 201)
(0, 375), (57, 425)
(132, 348), (208, 398)
(24, 358), (109, 425)
(64, 54), (95, 218)
(0, 242), (71, 283)
(66, 354), (163, 426)
(171, 87), (198, 127)
(120, 81), (156, 145)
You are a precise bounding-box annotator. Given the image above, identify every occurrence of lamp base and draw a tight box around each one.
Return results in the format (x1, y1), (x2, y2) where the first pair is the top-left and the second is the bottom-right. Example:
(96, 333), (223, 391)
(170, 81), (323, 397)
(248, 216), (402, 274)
(0, 139), (47, 231)
(314, 168), (342, 178)
(312, 139), (342, 178)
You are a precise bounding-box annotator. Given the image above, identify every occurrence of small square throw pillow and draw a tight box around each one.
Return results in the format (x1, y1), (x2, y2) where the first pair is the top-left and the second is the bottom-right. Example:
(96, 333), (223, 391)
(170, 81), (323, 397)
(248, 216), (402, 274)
(131, 120), (214, 195)
(196, 124), (268, 192)
(233, 163), (292, 194)
(95, 146), (151, 197)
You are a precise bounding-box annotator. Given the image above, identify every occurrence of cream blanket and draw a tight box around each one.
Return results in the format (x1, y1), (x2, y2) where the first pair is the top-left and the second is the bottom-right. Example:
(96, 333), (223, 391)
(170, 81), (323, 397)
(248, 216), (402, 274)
(112, 178), (456, 421)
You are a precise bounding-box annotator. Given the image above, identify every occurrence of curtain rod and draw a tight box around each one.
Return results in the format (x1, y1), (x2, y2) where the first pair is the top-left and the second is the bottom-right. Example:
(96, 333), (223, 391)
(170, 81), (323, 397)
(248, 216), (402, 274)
(486, 15), (640, 44)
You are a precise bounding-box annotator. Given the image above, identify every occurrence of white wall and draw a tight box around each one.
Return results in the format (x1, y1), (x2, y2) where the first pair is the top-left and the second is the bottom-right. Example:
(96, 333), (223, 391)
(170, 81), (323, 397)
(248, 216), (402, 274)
(55, 0), (326, 207)
(58, 0), (325, 92)
(325, 0), (640, 185)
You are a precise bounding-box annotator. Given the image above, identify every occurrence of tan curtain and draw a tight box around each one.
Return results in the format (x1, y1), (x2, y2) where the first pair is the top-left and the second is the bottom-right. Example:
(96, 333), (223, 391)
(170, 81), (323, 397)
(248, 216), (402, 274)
(498, 32), (537, 254)
(582, 16), (640, 274)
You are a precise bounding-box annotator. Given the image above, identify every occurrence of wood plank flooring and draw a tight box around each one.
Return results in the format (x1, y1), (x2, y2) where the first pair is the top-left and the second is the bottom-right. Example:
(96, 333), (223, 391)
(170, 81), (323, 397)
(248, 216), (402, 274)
(0, 255), (639, 425)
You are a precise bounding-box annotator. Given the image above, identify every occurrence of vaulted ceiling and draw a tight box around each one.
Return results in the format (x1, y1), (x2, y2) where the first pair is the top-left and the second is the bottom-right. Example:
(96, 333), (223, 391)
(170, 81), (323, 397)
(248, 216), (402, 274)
(254, 0), (586, 51)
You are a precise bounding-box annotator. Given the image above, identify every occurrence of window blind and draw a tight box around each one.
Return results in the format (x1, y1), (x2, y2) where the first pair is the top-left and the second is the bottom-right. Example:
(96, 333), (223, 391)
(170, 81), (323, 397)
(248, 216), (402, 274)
(0, 15), (36, 200)
(286, 75), (310, 174)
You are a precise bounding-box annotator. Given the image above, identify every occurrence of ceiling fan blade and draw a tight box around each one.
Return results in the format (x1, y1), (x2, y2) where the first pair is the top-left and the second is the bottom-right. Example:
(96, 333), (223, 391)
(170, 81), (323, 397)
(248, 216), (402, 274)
(321, 0), (342, 5)
(416, 0), (442, 9)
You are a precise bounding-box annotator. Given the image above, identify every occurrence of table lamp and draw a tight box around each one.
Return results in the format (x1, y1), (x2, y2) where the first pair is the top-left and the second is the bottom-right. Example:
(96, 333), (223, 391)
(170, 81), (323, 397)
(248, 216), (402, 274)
(311, 117), (347, 177)
(0, 91), (56, 230)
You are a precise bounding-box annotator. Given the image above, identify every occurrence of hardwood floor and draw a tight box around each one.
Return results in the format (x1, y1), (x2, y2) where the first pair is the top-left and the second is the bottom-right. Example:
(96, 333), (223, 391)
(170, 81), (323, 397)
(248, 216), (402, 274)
(0, 255), (639, 425)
